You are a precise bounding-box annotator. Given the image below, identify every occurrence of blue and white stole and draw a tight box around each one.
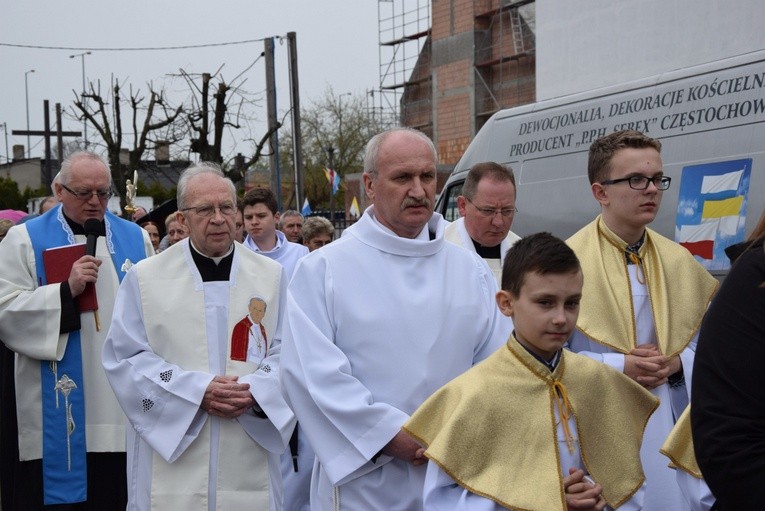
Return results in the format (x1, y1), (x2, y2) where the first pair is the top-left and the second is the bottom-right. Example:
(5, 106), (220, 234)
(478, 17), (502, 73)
(25, 205), (147, 504)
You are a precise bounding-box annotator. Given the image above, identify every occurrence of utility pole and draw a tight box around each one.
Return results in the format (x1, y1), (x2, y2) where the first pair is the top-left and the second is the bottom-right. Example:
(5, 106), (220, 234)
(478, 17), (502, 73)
(287, 32), (304, 210)
(264, 37), (281, 209)
(1, 123), (8, 164)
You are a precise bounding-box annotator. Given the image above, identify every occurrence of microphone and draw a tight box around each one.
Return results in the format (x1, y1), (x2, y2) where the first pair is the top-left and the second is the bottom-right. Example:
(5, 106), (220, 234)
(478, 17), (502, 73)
(83, 218), (103, 332)
(84, 218), (102, 257)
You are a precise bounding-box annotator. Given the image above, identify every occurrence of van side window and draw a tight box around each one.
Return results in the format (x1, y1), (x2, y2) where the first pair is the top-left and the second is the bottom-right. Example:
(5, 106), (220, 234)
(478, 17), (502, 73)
(442, 181), (464, 222)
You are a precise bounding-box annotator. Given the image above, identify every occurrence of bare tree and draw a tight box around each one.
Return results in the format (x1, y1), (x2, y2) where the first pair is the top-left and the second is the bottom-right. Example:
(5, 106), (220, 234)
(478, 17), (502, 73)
(183, 70), (228, 164)
(72, 78), (184, 211)
(52, 139), (88, 161)
(278, 87), (382, 210)
(178, 67), (281, 186)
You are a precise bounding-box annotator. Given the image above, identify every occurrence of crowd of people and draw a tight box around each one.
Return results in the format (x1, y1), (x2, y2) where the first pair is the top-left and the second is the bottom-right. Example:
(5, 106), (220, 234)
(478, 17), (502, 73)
(0, 127), (759, 510)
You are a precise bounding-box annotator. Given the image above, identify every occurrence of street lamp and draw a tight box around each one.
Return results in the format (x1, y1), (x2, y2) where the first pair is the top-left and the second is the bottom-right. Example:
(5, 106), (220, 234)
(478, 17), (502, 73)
(69, 51), (91, 148)
(24, 69), (35, 159)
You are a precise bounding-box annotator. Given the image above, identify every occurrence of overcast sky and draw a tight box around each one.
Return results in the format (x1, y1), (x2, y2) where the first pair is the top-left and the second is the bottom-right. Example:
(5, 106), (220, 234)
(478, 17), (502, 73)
(0, 0), (382, 163)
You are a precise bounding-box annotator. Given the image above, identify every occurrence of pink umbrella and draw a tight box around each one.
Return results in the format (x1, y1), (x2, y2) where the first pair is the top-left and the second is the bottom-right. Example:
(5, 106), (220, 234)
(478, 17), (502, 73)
(0, 210), (30, 223)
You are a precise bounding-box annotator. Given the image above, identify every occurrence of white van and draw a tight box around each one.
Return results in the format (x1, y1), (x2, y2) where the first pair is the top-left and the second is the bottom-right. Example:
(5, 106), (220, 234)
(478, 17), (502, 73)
(436, 50), (765, 275)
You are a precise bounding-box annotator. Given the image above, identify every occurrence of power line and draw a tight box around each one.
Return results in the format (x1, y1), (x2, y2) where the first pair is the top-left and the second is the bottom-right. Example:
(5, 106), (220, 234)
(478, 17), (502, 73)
(0, 38), (273, 52)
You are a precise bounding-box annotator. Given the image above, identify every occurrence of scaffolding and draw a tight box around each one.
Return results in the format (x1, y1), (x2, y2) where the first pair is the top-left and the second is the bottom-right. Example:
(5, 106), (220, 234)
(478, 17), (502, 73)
(375, 0), (535, 144)
(377, 0), (432, 133)
(474, 0), (536, 124)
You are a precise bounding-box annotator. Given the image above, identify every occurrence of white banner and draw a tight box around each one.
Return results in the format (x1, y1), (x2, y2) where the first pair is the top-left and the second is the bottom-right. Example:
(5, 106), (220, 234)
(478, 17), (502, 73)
(678, 220), (718, 243)
(700, 169), (744, 194)
(717, 215), (740, 237)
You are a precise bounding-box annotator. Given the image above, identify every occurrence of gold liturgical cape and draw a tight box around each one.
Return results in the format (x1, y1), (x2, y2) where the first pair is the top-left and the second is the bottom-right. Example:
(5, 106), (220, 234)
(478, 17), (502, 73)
(567, 216), (718, 356)
(404, 336), (658, 511)
(661, 407), (703, 478)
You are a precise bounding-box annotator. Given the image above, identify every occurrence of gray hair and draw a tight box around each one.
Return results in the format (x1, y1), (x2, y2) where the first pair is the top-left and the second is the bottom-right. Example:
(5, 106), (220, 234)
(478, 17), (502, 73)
(302, 216), (334, 241)
(176, 162), (237, 210)
(58, 151), (111, 186)
(50, 172), (61, 193)
(164, 210), (181, 230)
(0, 219), (14, 237)
(279, 210), (303, 228)
(363, 128), (437, 178)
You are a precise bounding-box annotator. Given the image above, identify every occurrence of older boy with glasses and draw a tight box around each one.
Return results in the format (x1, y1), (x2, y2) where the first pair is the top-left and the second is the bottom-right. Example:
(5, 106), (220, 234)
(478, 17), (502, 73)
(566, 130), (718, 511)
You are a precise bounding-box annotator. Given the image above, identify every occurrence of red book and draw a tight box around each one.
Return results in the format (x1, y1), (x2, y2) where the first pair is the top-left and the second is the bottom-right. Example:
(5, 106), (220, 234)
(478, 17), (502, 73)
(42, 243), (99, 312)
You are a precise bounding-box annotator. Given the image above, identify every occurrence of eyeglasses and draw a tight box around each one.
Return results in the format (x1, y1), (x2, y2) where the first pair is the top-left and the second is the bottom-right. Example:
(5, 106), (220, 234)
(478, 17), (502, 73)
(61, 184), (113, 201)
(600, 175), (672, 191)
(181, 203), (237, 218)
(466, 197), (518, 218)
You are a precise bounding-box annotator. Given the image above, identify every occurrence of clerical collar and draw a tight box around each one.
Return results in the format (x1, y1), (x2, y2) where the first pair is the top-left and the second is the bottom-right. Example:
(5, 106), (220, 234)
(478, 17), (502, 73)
(472, 239), (501, 259)
(64, 214), (105, 236)
(189, 241), (234, 282)
(517, 335), (561, 372)
(625, 234), (645, 265)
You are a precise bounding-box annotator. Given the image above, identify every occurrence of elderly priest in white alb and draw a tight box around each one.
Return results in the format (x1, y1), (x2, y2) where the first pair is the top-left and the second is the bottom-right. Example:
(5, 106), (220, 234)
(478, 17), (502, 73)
(103, 163), (295, 510)
(281, 128), (509, 510)
(0, 152), (153, 509)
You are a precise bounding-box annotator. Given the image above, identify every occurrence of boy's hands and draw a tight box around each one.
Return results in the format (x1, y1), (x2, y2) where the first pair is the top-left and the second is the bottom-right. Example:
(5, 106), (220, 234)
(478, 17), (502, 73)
(624, 343), (682, 389)
(564, 468), (606, 511)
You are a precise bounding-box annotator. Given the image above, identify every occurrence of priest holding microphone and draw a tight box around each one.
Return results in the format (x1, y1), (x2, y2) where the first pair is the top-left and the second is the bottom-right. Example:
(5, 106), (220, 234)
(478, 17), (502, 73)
(0, 151), (153, 509)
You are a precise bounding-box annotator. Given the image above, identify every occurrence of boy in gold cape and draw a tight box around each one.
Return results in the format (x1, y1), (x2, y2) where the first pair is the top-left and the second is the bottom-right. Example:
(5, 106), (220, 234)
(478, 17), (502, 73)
(660, 408), (715, 511)
(405, 233), (658, 511)
(566, 130), (718, 511)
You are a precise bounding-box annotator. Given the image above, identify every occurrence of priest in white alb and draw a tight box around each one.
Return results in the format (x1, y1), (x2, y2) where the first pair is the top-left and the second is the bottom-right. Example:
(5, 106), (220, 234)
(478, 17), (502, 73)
(0, 152), (153, 509)
(103, 163), (295, 510)
(280, 128), (509, 510)
(444, 161), (521, 286)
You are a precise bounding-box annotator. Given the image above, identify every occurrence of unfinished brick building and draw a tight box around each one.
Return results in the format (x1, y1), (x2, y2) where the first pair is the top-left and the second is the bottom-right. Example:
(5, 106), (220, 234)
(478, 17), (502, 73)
(377, 0), (536, 171)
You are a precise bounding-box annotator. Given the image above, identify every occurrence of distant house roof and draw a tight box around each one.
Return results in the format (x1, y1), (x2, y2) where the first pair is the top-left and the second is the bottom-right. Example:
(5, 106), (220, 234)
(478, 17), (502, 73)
(135, 160), (190, 189)
(1, 158), (191, 192)
(57, 159), (190, 189)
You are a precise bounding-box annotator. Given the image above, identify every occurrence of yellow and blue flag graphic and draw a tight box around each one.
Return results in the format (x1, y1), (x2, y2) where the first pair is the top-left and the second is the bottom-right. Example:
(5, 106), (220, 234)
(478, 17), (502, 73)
(675, 159), (751, 270)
